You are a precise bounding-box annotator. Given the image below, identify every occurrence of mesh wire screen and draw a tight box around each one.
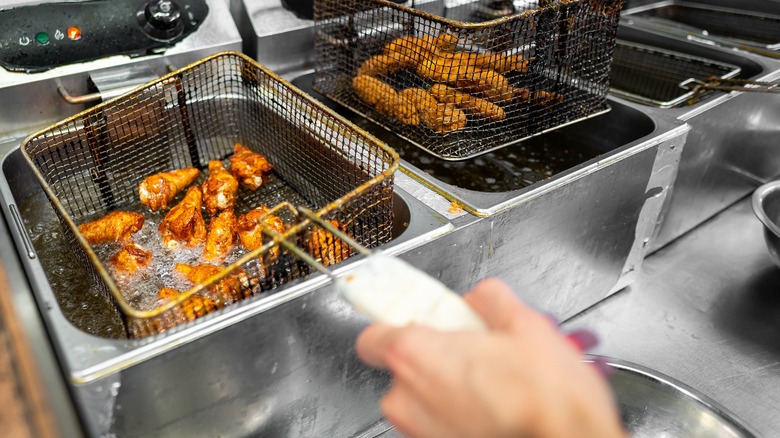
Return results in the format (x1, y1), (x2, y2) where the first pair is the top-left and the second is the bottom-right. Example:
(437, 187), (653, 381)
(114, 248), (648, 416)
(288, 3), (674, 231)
(609, 41), (741, 108)
(314, 0), (623, 160)
(22, 52), (398, 338)
(633, 4), (780, 46)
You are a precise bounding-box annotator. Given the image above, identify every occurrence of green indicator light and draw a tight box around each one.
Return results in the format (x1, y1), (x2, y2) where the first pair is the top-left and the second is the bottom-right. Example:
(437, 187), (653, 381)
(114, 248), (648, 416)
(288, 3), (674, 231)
(35, 32), (50, 45)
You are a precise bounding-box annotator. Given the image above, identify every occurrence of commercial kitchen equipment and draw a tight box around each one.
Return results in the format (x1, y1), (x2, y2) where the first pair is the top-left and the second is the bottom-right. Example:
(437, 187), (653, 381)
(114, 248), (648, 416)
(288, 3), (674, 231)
(4, 0), (778, 436)
(614, 3), (780, 252)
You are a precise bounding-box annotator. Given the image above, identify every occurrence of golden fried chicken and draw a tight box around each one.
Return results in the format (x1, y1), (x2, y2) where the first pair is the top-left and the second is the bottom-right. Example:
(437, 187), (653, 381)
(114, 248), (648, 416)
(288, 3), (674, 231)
(229, 144), (273, 191)
(159, 186), (207, 248)
(139, 168), (200, 212)
(78, 211), (144, 245)
(201, 161), (239, 216)
(158, 287), (220, 321)
(352, 75), (419, 126)
(204, 210), (237, 261)
(175, 263), (252, 305)
(429, 84), (506, 122)
(236, 205), (286, 251)
(306, 220), (352, 267)
(109, 242), (152, 274)
(400, 88), (467, 134)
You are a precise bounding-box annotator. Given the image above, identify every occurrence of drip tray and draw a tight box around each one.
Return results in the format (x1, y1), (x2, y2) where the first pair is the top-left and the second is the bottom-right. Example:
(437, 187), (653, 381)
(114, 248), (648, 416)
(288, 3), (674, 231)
(292, 73), (668, 216)
(610, 41), (741, 108)
(625, 2), (780, 50)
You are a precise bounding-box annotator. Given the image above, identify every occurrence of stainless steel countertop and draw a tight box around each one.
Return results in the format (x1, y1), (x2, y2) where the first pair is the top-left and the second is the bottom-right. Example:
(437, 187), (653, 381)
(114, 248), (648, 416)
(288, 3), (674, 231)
(568, 197), (780, 436)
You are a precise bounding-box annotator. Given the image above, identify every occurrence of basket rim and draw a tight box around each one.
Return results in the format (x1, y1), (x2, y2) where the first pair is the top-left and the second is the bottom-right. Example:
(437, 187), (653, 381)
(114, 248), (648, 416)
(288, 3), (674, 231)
(316, 0), (622, 29)
(20, 50), (399, 322)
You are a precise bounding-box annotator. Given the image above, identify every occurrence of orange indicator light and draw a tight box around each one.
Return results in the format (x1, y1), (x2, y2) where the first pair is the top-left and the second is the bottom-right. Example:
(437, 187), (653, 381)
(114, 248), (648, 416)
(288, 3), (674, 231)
(67, 26), (81, 40)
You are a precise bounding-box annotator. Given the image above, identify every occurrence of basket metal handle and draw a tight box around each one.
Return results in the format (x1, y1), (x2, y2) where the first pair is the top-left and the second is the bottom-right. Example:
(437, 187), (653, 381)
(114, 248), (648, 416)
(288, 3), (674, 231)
(681, 76), (780, 105)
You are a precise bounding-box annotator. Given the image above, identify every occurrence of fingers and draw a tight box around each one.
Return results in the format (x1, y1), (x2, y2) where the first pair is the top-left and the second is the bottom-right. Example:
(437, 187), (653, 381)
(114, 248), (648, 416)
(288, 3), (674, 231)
(356, 324), (406, 369)
(381, 382), (453, 438)
(464, 278), (547, 333)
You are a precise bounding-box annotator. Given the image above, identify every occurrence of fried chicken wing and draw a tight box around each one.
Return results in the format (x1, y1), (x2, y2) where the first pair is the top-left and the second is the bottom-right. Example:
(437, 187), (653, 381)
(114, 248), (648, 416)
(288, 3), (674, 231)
(159, 186), (207, 248)
(353, 75), (419, 126)
(139, 168), (200, 211)
(230, 144), (273, 191)
(202, 161), (239, 216)
(78, 211), (144, 245)
(306, 220), (352, 267)
(109, 242), (152, 274)
(429, 84), (506, 122)
(400, 88), (467, 134)
(236, 205), (286, 251)
(175, 263), (253, 305)
(204, 210), (237, 261)
(158, 287), (220, 321)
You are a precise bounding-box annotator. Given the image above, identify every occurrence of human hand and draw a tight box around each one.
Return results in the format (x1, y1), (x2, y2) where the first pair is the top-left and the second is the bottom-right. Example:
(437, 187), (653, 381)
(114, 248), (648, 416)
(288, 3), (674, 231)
(356, 278), (625, 438)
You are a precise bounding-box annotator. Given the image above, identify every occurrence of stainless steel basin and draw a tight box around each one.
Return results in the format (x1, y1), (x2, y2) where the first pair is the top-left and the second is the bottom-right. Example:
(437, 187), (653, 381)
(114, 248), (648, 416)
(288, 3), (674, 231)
(367, 356), (760, 438)
(752, 180), (780, 269)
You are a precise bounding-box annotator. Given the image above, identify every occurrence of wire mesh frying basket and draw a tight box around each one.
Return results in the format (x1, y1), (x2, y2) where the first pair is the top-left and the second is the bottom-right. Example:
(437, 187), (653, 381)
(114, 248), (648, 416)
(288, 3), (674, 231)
(314, 0), (623, 160)
(21, 51), (399, 339)
(609, 41), (741, 108)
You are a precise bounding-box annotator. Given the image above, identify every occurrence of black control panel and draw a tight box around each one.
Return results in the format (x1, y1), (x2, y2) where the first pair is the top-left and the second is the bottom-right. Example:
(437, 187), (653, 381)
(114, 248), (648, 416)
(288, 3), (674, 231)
(0, 0), (209, 73)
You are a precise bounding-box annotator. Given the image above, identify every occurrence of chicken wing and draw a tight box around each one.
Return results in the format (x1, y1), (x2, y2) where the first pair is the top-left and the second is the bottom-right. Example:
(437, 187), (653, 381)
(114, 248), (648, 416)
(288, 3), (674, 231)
(236, 205), (286, 251)
(202, 161), (239, 216)
(78, 211), (144, 245)
(429, 84), (506, 122)
(139, 168), (200, 212)
(109, 242), (152, 274)
(306, 220), (352, 267)
(352, 75), (420, 126)
(175, 263), (253, 305)
(159, 186), (207, 248)
(400, 88), (467, 134)
(204, 210), (237, 261)
(230, 144), (273, 191)
(158, 287), (220, 321)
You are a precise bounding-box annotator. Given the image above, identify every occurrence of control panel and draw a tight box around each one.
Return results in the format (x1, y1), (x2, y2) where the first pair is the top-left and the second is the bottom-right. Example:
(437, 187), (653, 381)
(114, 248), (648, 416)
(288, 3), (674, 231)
(0, 0), (209, 73)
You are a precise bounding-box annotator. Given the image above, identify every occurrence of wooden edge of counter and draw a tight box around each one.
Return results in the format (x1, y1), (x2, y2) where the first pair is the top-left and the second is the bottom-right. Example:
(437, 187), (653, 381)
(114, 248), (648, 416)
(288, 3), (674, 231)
(0, 263), (60, 438)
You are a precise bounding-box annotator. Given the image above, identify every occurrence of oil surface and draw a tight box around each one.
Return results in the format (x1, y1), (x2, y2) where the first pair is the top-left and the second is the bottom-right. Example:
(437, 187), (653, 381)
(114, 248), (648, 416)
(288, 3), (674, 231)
(20, 191), (126, 339)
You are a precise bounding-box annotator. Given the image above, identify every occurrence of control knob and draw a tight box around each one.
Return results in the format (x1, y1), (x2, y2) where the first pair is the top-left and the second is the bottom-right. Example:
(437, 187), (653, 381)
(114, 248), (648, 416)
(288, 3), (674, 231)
(138, 0), (185, 41)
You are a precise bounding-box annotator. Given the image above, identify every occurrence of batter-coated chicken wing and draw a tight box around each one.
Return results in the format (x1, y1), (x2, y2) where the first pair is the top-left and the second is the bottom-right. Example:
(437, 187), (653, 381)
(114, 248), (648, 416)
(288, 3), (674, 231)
(202, 161), (239, 216)
(78, 211), (144, 245)
(139, 168), (200, 212)
(429, 84), (506, 122)
(236, 205), (286, 251)
(352, 75), (420, 126)
(158, 287), (220, 321)
(230, 144), (273, 191)
(204, 210), (237, 261)
(306, 220), (352, 267)
(400, 88), (467, 134)
(109, 242), (152, 274)
(159, 186), (207, 248)
(175, 263), (253, 305)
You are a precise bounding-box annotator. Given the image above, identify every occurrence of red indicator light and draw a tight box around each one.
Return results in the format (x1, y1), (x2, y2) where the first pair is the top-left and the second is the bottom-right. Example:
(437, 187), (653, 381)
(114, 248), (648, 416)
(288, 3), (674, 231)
(67, 26), (81, 40)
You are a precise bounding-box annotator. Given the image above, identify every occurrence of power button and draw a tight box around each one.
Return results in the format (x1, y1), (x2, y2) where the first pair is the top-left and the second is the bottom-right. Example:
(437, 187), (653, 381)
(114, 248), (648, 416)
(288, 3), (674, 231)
(19, 35), (31, 46)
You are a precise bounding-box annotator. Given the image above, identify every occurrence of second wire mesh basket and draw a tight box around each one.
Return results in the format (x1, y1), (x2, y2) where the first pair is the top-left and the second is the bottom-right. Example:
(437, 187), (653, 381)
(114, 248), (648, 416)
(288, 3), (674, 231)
(314, 0), (624, 160)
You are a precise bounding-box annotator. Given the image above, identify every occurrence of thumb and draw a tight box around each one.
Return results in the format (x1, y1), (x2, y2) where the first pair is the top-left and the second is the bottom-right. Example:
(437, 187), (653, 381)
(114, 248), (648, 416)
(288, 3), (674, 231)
(464, 278), (549, 333)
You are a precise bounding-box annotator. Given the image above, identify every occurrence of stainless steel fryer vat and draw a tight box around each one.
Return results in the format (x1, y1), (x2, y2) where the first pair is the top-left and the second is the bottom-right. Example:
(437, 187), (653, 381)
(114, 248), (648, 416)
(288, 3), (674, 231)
(292, 72), (689, 317)
(20, 51), (399, 338)
(624, 1), (780, 52)
(0, 144), (454, 436)
(612, 24), (780, 252)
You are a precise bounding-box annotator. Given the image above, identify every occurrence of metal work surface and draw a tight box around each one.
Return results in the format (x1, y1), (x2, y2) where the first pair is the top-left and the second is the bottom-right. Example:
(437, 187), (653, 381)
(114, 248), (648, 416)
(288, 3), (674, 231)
(568, 198), (780, 436)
